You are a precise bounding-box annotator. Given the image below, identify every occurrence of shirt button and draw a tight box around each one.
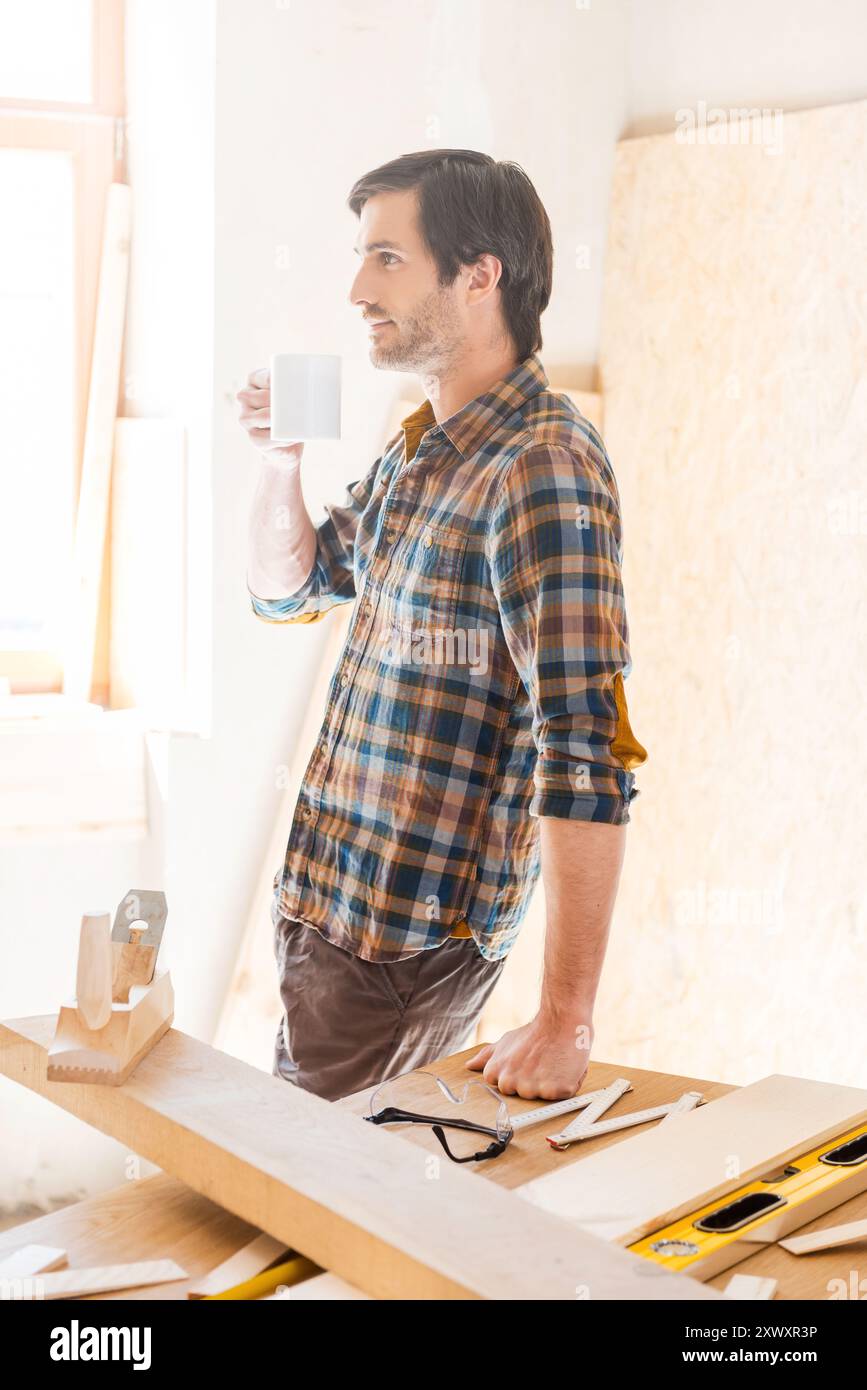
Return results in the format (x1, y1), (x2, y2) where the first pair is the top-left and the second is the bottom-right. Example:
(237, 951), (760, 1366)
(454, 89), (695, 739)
(302, 807), (313, 820)
(422, 532), (434, 548)
(340, 673), (349, 687)
(385, 530), (396, 544)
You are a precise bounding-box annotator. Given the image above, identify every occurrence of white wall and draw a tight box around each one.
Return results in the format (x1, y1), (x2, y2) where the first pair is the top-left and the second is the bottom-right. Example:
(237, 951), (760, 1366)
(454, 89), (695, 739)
(3, 0), (865, 1216)
(625, 0), (867, 137)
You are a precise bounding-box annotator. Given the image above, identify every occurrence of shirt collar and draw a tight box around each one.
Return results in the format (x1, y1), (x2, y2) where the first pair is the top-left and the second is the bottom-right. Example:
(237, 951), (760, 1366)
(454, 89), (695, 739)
(400, 352), (549, 462)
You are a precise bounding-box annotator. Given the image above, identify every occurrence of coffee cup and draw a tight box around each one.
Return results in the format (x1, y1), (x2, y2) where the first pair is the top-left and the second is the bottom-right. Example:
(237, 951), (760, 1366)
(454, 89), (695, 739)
(269, 353), (341, 442)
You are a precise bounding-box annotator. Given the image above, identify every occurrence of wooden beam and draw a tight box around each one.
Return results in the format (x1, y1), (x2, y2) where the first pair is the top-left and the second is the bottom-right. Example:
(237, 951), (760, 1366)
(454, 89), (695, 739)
(0, 1015), (721, 1302)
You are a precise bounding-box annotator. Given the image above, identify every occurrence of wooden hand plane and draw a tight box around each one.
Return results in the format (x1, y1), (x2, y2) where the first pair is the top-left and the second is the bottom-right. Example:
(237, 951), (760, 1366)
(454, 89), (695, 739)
(47, 889), (174, 1085)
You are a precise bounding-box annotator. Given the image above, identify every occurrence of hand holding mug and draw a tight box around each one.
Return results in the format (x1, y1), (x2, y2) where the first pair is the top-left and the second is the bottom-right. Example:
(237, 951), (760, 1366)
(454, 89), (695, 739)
(236, 367), (305, 470)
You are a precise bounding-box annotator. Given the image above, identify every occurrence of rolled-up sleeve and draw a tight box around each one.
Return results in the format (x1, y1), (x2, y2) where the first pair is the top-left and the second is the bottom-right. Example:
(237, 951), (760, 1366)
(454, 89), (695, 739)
(486, 441), (647, 823)
(249, 450), (386, 625)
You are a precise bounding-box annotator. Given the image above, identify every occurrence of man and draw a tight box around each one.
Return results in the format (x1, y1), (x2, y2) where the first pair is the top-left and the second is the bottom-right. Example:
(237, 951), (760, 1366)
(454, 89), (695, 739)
(237, 149), (646, 1104)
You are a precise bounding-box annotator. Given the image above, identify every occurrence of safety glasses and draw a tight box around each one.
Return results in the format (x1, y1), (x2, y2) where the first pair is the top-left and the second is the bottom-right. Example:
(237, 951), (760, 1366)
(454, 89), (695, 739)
(365, 1069), (514, 1164)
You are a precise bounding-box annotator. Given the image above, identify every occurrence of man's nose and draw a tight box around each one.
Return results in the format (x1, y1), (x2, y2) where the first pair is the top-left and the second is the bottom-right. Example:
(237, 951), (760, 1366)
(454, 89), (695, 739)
(348, 266), (368, 307)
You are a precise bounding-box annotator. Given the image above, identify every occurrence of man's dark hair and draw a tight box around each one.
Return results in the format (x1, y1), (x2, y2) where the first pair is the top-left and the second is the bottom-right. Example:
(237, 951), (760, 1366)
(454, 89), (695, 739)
(347, 149), (553, 362)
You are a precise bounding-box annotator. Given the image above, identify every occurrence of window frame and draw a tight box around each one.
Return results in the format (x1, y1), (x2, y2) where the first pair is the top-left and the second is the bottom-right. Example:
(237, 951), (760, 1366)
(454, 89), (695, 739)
(0, 0), (124, 697)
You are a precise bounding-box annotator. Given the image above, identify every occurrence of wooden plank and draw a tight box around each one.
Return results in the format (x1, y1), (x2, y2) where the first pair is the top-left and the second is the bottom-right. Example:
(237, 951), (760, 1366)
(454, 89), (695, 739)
(779, 1218), (867, 1256)
(63, 182), (131, 702)
(724, 1273), (777, 1300)
(35, 1260), (186, 1299)
(5, 1115), (867, 1303)
(186, 1232), (290, 1299)
(519, 1074), (867, 1245)
(0, 1246), (67, 1277)
(0, 1015), (721, 1302)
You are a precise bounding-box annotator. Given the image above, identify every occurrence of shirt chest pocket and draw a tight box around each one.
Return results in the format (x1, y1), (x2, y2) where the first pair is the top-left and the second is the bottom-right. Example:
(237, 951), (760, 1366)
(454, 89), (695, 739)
(386, 521), (468, 631)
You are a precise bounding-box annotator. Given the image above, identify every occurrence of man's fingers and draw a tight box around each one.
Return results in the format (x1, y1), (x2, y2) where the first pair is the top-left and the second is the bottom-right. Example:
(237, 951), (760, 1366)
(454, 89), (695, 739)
(237, 386), (269, 406)
(465, 1043), (494, 1071)
(247, 367), (270, 388)
(239, 408), (271, 428)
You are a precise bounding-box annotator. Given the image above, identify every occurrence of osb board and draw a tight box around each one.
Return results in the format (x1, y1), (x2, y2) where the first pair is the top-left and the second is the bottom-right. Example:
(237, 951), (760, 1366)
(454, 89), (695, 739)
(591, 99), (867, 1086)
(519, 1072), (867, 1244)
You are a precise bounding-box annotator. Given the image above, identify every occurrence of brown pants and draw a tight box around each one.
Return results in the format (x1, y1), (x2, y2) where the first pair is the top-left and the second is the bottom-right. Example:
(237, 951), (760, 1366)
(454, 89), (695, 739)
(271, 895), (506, 1102)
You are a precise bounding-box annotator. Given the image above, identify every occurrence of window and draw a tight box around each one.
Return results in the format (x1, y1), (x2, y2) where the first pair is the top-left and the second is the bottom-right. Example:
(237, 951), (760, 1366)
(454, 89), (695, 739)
(0, 0), (124, 699)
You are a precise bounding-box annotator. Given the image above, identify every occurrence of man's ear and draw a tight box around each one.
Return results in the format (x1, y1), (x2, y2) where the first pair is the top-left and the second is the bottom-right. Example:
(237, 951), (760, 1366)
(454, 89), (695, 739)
(466, 252), (503, 300)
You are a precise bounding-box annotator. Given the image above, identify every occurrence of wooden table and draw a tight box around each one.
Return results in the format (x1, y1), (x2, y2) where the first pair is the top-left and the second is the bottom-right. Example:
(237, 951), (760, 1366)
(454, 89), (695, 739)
(1, 1020), (861, 1299)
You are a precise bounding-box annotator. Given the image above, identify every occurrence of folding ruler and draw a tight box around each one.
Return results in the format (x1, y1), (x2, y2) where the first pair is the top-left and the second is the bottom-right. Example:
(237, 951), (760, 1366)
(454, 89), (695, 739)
(537, 1077), (704, 1150)
(509, 1080), (636, 1134)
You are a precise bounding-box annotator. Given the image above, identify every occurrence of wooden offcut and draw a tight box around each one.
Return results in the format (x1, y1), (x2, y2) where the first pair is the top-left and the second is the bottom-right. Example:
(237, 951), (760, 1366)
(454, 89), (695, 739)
(0, 1245), (68, 1277)
(186, 1232), (291, 1299)
(35, 1259), (187, 1300)
(779, 1217), (867, 1256)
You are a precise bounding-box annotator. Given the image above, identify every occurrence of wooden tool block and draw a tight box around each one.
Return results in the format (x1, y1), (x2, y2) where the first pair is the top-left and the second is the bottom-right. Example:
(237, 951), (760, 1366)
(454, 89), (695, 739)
(518, 1074), (867, 1246)
(47, 969), (174, 1085)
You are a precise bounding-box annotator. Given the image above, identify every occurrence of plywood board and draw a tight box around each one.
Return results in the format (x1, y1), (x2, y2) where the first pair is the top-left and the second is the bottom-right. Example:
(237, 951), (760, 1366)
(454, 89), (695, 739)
(0, 1015), (721, 1302)
(519, 1074), (867, 1245)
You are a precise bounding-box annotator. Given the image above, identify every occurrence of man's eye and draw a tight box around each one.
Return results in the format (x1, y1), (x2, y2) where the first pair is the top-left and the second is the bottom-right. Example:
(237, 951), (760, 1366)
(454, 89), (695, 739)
(381, 252), (399, 266)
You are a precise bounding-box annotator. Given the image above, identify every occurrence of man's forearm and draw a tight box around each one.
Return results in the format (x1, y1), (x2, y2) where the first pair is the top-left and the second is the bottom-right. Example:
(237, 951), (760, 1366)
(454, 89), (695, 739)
(537, 818), (627, 1028)
(247, 459), (317, 600)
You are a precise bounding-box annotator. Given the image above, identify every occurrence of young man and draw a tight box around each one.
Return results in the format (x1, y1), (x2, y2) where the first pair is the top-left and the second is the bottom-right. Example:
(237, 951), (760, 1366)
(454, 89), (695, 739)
(237, 149), (646, 1104)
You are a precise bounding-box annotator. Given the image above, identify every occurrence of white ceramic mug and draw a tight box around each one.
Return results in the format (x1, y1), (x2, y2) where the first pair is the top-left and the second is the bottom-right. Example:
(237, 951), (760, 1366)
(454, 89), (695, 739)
(269, 352), (342, 442)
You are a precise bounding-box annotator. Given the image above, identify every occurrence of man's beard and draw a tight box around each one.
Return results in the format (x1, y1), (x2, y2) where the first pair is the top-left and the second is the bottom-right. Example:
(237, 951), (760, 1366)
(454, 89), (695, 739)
(370, 284), (461, 373)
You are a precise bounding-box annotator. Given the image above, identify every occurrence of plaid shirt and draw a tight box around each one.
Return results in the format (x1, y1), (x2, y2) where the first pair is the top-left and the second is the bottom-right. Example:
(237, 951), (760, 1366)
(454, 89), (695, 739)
(250, 352), (647, 962)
